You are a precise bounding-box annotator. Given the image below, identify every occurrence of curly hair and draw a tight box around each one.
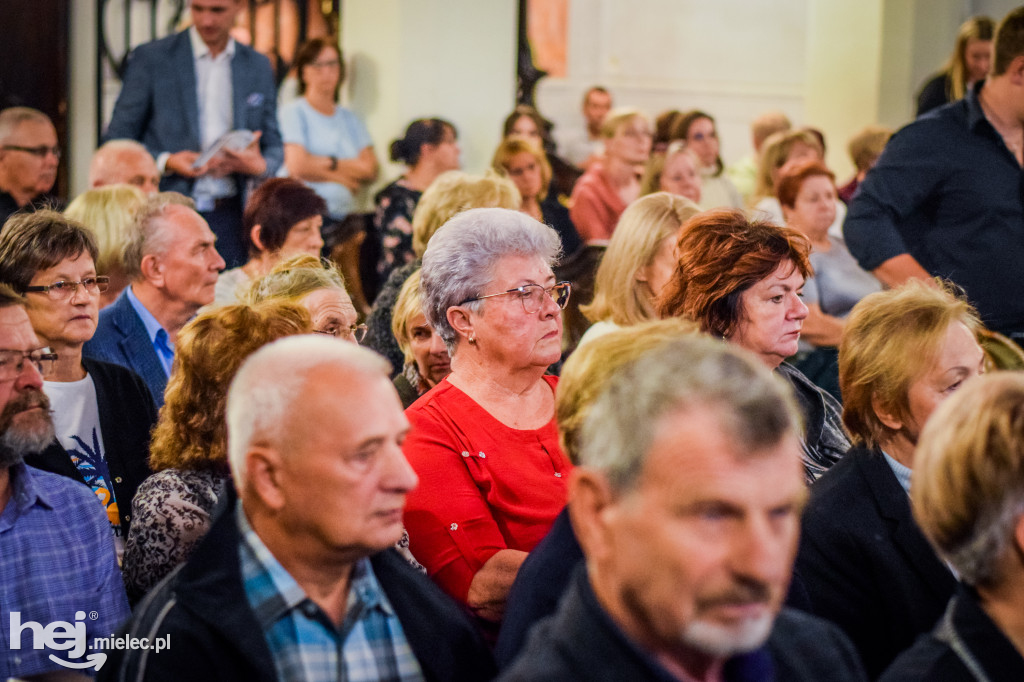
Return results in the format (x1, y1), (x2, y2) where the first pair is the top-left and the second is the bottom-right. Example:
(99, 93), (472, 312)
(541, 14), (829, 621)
(656, 209), (812, 339)
(148, 299), (312, 472)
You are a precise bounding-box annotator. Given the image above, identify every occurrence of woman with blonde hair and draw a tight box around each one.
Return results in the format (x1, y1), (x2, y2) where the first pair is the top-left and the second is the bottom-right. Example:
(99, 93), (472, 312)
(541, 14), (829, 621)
(243, 253), (364, 343)
(493, 137), (582, 258)
(569, 109), (652, 243)
(391, 268), (450, 408)
(64, 184), (147, 307)
(916, 16), (994, 116)
(123, 299), (312, 602)
(363, 170), (521, 372)
(640, 141), (702, 204)
(579, 192), (699, 345)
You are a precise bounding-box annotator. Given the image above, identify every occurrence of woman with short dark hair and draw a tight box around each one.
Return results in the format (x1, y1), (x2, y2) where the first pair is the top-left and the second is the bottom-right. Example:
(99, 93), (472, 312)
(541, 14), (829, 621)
(214, 177), (327, 304)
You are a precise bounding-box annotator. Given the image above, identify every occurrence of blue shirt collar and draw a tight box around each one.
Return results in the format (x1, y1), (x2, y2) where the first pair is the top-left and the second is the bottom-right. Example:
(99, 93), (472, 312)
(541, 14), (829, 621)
(881, 449), (913, 495)
(237, 503), (393, 631)
(125, 285), (171, 349)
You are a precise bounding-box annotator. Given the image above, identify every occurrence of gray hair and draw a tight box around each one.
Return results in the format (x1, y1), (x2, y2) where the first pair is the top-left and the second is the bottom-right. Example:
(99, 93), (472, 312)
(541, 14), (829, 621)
(420, 207), (562, 354)
(0, 107), (51, 144)
(88, 139), (154, 186)
(580, 336), (802, 492)
(226, 335), (391, 484)
(120, 192), (196, 280)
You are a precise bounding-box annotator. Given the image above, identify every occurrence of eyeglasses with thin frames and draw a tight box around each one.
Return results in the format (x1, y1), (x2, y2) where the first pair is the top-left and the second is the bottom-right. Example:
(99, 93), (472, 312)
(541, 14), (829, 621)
(1, 145), (61, 159)
(0, 348), (58, 382)
(24, 276), (110, 301)
(461, 281), (572, 314)
(314, 324), (368, 343)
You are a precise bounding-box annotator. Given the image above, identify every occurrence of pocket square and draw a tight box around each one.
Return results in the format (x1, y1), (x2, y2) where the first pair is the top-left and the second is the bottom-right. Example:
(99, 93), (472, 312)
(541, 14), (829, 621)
(247, 92), (264, 107)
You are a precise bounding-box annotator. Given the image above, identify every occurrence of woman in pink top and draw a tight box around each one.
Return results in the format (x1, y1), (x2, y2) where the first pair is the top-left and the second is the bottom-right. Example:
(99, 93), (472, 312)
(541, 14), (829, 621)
(569, 109), (652, 244)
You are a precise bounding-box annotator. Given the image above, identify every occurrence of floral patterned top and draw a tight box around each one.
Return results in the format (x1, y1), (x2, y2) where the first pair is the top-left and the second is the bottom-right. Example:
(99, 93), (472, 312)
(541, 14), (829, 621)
(373, 179), (422, 287)
(123, 468), (226, 603)
(123, 466), (425, 603)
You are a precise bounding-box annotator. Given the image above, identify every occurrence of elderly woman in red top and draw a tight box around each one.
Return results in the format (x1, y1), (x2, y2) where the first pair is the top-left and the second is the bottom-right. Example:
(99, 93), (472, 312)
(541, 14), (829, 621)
(402, 207), (573, 629)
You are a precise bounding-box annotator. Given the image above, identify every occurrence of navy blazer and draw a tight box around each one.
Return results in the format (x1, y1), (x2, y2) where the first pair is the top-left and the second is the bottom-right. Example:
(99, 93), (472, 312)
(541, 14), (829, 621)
(26, 356), (157, 537)
(83, 289), (169, 407)
(105, 29), (283, 197)
(795, 447), (958, 679)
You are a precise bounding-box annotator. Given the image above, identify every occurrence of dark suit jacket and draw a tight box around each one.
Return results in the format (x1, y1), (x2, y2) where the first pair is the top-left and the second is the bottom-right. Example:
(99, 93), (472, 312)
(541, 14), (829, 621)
(83, 289), (169, 407)
(795, 446), (958, 679)
(105, 29), (283, 196)
(880, 587), (1024, 681)
(102, 489), (496, 682)
(26, 356), (157, 536)
(500, 567), (867, 681)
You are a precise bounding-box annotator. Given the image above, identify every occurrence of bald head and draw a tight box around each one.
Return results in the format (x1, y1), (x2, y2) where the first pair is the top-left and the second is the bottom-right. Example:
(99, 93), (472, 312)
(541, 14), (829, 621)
(226, 335), (393, 484)
(90, 140), (160, 194)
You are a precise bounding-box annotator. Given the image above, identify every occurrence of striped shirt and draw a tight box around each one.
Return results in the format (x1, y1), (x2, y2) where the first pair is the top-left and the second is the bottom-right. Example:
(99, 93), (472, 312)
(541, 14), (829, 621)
(238, 506), (424, 682)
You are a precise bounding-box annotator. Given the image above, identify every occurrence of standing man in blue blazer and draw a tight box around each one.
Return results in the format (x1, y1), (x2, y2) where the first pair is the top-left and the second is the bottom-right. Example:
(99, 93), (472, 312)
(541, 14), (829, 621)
(105, 0), (283, 268)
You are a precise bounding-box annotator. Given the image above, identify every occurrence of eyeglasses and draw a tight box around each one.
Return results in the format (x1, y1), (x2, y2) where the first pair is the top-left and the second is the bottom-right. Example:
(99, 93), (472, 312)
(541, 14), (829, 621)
(689, 131), (717, 142)
(24, 276), (109, 301)
(309, 59), (341, 69)
(314, 323), (368, 343)
(1, 145), (61, 159)
(461, 281), (572, 314)
(0, 348), (58, 381)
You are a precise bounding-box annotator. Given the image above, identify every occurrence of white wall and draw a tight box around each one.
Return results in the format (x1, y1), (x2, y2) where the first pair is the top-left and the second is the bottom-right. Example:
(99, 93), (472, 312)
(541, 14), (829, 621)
(65, 0), (993, 197)
(343, 0), (518, 205)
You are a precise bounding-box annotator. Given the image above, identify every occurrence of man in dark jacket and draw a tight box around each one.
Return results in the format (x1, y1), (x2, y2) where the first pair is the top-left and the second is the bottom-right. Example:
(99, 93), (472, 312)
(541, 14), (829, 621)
(103, 336), (494, 681)
(501, 336), (867, 681)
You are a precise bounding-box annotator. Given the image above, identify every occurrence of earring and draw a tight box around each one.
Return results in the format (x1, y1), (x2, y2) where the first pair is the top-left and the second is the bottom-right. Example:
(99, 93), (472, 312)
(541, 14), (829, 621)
(468, 334), (476, 345)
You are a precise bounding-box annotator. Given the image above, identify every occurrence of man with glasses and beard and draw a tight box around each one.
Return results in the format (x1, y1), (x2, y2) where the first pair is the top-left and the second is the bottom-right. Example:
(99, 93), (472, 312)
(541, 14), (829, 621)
(0, 284), (128, 680)
(501, 337), (867, 681)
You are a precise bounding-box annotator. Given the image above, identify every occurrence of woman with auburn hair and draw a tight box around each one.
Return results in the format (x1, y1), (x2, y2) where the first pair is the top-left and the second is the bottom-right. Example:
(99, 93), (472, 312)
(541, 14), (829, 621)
(777, 159), (881, 397)
(640, 141), (702, 204)
(122, 299), (312, 602)
(493, 137), (582, 258)
(363, 170), (521, 373)
(669, 110), (743, 210)
(64, 184), (147, 308)
(658, 209), (850, 481)
(579, 192), (699, 345)
(391, 268), (450, 408)
(569, 109), (652, 243)
(213, 177), (327, 305)
(916, 16), (994, 116)
(796, 280), (984, 678)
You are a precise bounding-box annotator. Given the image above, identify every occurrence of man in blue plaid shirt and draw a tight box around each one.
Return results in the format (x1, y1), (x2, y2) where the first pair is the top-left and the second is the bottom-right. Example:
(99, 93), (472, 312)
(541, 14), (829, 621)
(104, 336), (494, 681)
(0, 284), (129, 679)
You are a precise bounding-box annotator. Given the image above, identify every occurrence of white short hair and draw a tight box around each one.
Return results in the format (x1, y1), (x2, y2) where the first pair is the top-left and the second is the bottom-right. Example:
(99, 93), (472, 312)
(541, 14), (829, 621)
(226, 335), (391, 484)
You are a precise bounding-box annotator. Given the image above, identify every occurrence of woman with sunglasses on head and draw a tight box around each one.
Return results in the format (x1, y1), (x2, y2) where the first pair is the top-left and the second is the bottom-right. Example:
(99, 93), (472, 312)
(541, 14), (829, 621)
(402, 208), (573, 636)
(0, 210), (157, 558)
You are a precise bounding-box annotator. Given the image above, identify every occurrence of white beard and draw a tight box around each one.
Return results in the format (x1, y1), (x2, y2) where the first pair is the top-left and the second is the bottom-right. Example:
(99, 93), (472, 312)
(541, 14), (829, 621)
(680, 611), (774, 658)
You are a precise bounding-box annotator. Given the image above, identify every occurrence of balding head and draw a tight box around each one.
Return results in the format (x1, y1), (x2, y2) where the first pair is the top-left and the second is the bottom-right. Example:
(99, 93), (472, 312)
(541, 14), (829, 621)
(89, 140), (160, 194)
(226, 335), (414, 563)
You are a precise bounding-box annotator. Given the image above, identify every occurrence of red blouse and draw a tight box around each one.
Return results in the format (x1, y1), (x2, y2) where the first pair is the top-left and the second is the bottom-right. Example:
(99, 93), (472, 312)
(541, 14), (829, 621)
(402, 375), (572, 604)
